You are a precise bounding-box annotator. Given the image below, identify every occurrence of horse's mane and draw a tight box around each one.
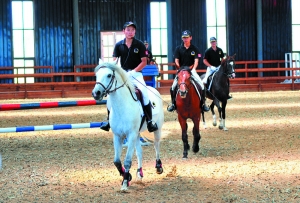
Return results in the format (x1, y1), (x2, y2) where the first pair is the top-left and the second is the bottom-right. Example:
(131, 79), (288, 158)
(178, 66), (191, 74)
(94, 62), (135, 93)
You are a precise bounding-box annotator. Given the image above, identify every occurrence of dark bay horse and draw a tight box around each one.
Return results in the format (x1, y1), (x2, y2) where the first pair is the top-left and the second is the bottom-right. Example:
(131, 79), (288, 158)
(175, 66), (202, 158)
(200, 54), (236, 131)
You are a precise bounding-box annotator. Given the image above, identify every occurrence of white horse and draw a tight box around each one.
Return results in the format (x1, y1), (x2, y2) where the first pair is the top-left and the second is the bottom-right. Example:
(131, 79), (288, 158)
(92, 60), (164, 191)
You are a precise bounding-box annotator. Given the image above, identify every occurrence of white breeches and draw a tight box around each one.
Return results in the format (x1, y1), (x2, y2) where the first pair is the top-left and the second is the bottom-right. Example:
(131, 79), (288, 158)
(171, 69), (204, 90)
(203, 66), (218, 84)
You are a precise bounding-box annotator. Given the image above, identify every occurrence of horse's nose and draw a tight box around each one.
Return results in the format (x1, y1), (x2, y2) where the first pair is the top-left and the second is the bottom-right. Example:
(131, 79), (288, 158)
(179, 90), (187, 97)
(92, 91), (100, 99)
(232, 73), (236, 78)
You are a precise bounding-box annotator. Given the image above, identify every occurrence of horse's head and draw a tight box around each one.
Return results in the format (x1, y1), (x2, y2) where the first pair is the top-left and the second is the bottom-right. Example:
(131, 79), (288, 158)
(177, 66), (192, 98)
(221, 54), (236, 79)
(92, 60), (132, 101)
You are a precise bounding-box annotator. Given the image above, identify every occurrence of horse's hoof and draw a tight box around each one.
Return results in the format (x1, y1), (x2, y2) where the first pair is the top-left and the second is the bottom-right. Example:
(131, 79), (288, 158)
(219, 125), (223, 130)
(213, 122), (217, 126)
(136, 168), (143, 180)
(156, 167), (163, 174)
(193, 145), (199, 153)
(182, 156), (188, 159)
(223, 127), (228, 131)
(120, 180), (129, 192)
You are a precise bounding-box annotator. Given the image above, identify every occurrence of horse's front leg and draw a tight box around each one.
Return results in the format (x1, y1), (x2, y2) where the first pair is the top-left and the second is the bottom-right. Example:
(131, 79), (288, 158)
(192, 117), (201, 153)
(121, 132), (137, 191)
(113, 135), (125, 178)
(210, 101), (217, 126)
(221, 101), (228, 131)
(154, 129), (163, 174)
(178, 116), (189, 159)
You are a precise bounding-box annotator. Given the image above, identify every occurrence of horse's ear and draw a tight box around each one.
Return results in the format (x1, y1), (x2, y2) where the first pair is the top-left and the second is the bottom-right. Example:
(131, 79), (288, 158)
(99, 58), (104, 65)
(232, 53), (236, 59)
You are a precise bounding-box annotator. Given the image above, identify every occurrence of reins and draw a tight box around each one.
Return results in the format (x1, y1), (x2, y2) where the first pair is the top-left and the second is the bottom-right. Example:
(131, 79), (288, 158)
(95, 67), (137, 101)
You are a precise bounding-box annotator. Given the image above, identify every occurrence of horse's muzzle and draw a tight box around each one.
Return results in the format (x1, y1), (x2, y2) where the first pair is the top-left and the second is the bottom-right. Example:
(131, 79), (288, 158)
(92, 91), (103, 101)
(231, 73), (236, 79)
(179, 90), (187, 98)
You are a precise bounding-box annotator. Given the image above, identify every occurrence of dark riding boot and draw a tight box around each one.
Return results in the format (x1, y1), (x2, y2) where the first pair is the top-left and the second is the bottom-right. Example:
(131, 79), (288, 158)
(228, 95), (232, 100)
(202, 88), (210, 112)
(167, 88), (176, 112)
(100, 109), (110, 131)
(144, 102), (158, 132)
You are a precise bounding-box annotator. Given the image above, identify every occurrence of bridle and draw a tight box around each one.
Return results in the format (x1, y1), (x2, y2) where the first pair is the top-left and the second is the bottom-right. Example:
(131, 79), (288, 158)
(223, 57), (236, 78)
(95, 66), (128, 97)
(177, 69), (192, 94)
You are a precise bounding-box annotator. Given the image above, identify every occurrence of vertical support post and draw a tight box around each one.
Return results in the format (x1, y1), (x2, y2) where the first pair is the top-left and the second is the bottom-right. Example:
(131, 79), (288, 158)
(256, 0), (263, 77)
(166, 0), (173, 79)
(73, 0), (80, 82)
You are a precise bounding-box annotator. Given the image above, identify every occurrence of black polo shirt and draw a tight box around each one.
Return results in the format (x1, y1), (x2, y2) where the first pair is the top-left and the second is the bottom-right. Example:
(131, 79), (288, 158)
(113, 38), (147, 70)
(174, 44), (200, 67)
(203, 47), (224, 67)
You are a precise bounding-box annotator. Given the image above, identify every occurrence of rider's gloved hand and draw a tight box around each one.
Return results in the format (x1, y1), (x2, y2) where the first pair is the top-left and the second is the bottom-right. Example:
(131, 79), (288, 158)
(127, 70), (136, 77)
(210, 66), (217, 71)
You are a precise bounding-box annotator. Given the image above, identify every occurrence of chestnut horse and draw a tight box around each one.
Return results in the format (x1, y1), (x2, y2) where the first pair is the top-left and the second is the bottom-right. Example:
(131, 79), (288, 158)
(175, 66), (202, 159)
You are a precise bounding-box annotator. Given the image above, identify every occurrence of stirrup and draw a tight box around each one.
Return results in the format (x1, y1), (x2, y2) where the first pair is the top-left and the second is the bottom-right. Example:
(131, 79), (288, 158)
(167, 104), (175, 112)
(100, 122), (110, 131)
(147, 121), (158, 132)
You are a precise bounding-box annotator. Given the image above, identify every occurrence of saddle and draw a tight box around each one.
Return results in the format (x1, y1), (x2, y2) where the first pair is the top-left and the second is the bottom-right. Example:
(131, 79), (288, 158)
(135, 87), (144, 105)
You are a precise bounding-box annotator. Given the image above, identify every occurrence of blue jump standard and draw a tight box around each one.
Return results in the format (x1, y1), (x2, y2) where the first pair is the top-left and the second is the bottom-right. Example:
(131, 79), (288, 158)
(0, 122), (104, 133)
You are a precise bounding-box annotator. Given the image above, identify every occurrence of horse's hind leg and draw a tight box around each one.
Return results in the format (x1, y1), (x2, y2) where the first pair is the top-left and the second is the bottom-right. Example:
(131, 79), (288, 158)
(154, 129), (163, 174)
(201, 110), (207, 129)
(135, 133), (143, 181)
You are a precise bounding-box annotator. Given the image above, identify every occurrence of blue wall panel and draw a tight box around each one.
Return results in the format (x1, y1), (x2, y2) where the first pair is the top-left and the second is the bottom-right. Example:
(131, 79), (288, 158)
(0, 0), (13, 83)
(34, 0), (73, 78)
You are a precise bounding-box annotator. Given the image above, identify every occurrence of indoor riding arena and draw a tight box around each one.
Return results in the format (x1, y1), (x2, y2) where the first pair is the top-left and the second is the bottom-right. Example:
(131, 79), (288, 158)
(1, 0), (300, 202)
(0, 92), (300, 202)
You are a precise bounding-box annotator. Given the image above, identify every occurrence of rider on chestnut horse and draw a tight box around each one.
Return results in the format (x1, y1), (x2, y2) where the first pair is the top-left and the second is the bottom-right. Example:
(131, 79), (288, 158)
(167, 30), (210, 112)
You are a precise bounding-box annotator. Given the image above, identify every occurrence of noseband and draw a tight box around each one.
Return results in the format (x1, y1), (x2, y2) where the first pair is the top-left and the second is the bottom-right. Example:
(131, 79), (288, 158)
(95, 66), (127, 97)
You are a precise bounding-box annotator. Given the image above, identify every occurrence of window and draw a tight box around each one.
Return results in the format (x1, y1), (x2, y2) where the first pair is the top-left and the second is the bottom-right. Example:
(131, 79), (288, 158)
(12, 0), (34, 83)
(292, 0), (300, 52)
(150, 2), (168, 65)
(206, 0), (227, 52)
(100, 31), (124, 65)
(291, 0), (300, 77)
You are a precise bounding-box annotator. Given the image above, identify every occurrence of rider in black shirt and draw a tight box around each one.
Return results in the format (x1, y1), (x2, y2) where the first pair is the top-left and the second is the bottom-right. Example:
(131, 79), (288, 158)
(167, 30), (210, 112)
(100, 21), (158, 132)
(203, 37), (232, 100)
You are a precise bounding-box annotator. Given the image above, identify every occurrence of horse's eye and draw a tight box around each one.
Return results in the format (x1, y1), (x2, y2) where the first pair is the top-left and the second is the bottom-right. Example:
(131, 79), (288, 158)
(107, 74), (112, 78)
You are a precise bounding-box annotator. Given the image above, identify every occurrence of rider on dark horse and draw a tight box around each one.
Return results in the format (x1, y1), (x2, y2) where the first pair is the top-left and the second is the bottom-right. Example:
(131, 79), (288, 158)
(203, 37), (232, 100)
(100, 21), (158, 132)
(167, 30), (210, 112)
